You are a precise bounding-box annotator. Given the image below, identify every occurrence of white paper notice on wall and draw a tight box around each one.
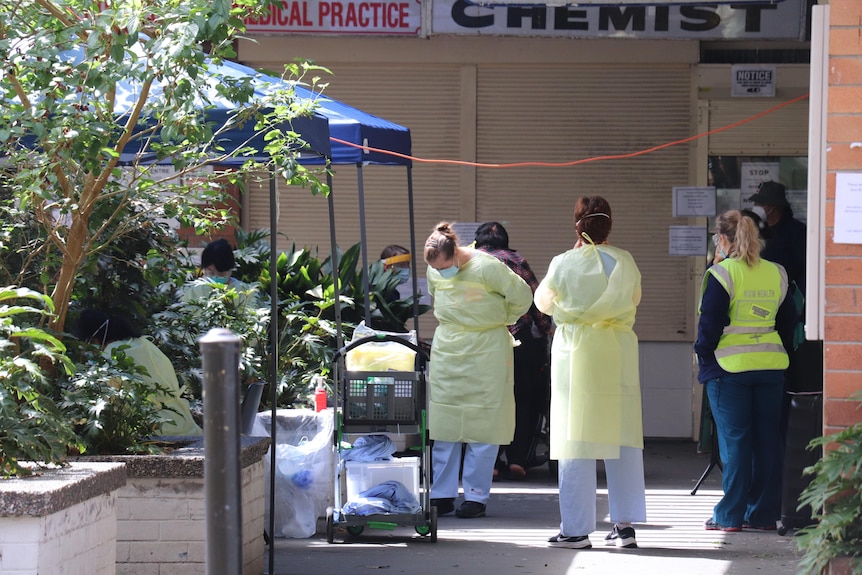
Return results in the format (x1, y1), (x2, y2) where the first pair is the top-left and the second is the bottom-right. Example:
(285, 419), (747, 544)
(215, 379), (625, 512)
(672, 186), (716, 217)
(668, 226), (706, 256)
(834, 172), (862, 244)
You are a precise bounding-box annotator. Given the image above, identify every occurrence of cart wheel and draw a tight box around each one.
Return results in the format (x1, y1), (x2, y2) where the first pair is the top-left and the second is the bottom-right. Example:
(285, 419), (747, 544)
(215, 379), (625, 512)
(778, 524), (788, 536)
(347, 525), (364, 536)
(415, 521), (431, 536)
(325, 507), (335, 544)
(430, 505), (438, 543)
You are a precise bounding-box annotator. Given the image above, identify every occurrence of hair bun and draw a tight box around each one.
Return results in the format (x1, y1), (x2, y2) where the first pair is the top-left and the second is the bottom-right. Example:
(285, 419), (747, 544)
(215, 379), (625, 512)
(436, 223), (451, 233)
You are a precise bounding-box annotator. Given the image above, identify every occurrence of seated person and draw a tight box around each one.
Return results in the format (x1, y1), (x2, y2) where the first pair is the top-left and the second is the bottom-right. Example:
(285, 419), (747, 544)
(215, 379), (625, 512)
(182, 238), (258, 307)
(76, 309), (203, 437)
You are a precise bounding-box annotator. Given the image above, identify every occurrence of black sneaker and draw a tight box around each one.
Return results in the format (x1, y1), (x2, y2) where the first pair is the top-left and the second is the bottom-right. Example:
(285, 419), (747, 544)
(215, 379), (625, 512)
(604, 525), (638, 548)
(455, 500), (486, 518)
(547, 533), (592, 549)
(431, 498), (455, 516)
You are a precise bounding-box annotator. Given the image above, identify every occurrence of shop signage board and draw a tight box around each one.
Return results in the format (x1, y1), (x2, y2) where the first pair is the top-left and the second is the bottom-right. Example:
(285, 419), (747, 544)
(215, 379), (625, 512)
(431, 0), (802, 39)
(245, 0), (421, 35)
(243, 0), (801, 37)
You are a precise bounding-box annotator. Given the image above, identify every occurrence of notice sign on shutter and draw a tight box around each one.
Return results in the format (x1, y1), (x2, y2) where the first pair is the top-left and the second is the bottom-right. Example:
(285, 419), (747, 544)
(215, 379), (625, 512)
(731, 65), (776, 97)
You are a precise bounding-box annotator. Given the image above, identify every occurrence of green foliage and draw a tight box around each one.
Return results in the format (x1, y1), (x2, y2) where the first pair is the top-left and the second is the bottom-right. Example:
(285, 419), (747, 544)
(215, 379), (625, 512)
(58, 343), (169, 455)
(796, 400), (862, 575)
(0, 0), (331, 333)
(0, 286), (81, 477)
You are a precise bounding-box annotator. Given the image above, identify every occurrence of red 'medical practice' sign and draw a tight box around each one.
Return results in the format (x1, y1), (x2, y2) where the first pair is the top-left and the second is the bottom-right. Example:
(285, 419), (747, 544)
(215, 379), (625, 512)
(245, 0), (422, 35)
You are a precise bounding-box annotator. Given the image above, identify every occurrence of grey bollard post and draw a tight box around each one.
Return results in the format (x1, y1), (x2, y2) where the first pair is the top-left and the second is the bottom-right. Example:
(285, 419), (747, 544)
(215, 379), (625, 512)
(200, 328), (242, 575)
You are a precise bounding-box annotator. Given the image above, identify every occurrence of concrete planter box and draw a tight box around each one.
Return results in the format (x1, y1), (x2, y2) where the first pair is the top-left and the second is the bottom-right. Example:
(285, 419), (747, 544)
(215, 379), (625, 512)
(0, 462), (127, 575)
(79, 436), (271, 575)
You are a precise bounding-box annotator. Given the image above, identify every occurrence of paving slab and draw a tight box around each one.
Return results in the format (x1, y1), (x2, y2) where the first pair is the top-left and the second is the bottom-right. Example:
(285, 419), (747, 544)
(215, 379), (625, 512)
(265, 440), (803, 575)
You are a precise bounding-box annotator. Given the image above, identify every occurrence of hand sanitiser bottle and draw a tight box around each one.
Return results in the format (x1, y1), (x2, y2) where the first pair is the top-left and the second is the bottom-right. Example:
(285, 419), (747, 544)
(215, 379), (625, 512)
(314, 376), (327, 412)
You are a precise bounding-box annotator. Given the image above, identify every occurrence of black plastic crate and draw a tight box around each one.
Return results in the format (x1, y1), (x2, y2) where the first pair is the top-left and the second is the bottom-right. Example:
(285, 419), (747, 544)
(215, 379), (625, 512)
(343, 371), (422, 425)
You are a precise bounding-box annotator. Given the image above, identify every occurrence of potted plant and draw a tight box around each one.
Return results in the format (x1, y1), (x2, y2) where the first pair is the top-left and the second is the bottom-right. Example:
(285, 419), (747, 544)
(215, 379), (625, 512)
(796, 396), (862, 575)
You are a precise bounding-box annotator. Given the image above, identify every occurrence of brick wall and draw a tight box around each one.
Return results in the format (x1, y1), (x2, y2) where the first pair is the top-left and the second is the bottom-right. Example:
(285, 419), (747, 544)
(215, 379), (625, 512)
(825, 0), (862, 435)
(115, 458), (266, 575)
(0, 494), (117, 575)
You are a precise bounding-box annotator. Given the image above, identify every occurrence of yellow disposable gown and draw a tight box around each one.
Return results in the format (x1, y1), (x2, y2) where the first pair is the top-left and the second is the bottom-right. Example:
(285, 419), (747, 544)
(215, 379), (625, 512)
(534, 244), (643, 460)
(105, 337), (203, 437)
(427, 250), (533, 444)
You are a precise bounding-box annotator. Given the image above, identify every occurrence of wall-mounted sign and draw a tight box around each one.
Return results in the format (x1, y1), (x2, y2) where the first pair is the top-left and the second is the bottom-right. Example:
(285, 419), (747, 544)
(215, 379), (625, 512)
(245, 0), (421, 35)
(669, 226), (706, 256)
(673, 186), (716, 217)
(834, 172), (862, 244)
(731, 65), (777, 97)
(478, 0), (785, 4)
(432, 1), (801, 39)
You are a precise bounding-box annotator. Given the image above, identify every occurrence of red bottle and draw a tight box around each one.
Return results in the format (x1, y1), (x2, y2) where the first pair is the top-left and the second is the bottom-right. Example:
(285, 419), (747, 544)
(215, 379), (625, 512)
(314, 383), (327, 412)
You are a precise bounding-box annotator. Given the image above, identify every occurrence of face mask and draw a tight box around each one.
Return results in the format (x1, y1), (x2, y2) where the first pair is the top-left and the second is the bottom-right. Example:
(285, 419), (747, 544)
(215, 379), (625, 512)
(395, 268), (410, 285)
(712, 234), (728, 259)
(210, 276), (229, 285)
(438, 265), (459, 279)
(750, 206), (767, 220)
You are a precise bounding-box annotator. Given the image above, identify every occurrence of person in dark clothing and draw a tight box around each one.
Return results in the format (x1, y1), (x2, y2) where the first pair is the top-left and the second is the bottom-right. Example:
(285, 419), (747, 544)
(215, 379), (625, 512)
(748, 181), (807, 296)
(474, 222), (552, 479)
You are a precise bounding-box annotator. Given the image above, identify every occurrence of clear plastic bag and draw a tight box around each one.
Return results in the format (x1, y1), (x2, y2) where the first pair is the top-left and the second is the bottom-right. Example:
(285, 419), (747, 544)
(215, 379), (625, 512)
(254, 410), (334, 538)
(345, 321), (417, 372)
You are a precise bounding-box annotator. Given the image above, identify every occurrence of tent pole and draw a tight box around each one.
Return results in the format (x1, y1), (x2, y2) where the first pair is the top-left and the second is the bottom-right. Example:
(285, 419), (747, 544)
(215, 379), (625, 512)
(356, 164), (371, 326)
(406, 165), (420, 335)
(267, 169), (278, 575)
(327, 171), (344, 350)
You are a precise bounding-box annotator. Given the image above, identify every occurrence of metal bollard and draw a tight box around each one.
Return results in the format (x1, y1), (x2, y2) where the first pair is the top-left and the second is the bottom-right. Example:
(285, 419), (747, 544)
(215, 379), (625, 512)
(200, 328), (242, 575)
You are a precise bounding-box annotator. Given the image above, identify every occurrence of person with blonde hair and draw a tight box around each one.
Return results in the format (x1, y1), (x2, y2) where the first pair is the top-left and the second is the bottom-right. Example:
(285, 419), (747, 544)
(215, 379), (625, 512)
(535, 196), (645, 549)
(696, 210), (797, 532)
(423, 222), (533, 519)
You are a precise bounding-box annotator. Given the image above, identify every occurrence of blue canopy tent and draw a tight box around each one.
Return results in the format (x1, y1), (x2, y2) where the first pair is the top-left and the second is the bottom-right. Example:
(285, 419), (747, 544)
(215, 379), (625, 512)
(219, 60), (417, 563)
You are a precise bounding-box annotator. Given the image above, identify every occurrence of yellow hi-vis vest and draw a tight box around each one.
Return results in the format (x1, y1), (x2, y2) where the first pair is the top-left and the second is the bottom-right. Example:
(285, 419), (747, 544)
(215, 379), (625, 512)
(700, 258), (790, 373)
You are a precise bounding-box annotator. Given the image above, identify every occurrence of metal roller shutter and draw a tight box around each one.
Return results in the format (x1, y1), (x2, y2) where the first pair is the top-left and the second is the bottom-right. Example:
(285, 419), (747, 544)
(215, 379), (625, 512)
(245, 64), (463, 266)
(476, 65), (694, 341)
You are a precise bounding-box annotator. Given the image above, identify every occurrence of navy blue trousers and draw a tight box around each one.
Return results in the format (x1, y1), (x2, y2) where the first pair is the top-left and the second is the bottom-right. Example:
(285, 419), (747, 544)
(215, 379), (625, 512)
(706, 370), (784, 528)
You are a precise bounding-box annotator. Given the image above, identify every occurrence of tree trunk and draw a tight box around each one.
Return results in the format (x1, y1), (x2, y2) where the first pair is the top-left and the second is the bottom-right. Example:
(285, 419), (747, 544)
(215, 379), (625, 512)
(48, 214), (90, 334)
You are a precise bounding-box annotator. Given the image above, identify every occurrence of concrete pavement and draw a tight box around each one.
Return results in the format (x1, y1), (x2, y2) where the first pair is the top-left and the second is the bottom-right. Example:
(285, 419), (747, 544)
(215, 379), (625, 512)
(265, 440), (803, 575)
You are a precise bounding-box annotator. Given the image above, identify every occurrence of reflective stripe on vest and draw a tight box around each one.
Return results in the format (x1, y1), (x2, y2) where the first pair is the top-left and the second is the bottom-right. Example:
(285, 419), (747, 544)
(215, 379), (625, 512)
(701, 258), (790, 373)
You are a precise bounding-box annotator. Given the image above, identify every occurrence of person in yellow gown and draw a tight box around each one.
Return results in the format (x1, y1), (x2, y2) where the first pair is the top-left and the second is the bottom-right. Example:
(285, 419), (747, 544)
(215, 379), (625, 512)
(424, 222), (533, 519)
(535, 196), (645, 549)
(77, 309), (203, 437)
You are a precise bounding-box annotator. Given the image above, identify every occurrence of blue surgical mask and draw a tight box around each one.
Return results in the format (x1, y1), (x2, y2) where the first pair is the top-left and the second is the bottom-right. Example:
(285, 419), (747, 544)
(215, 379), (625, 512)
(438, 265), (459, 279)
(210, 276), (229, 285)
(395, 268), (410, 285)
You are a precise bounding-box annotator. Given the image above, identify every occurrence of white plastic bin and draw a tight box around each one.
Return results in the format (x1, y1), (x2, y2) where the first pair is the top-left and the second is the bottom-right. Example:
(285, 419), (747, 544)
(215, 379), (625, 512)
(346, 458), (420, 503)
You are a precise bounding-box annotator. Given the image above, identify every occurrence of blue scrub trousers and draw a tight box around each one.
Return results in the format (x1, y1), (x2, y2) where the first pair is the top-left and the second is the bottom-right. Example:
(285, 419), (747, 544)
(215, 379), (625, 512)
(430, 441), (498, 503)
(706, 370), (784, 528)
(557, 446), (646, 537)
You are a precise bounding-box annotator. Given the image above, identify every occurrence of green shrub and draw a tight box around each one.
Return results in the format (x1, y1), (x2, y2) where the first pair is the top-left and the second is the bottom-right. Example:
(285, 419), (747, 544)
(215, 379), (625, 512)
(0, 286), (80, 477)
(796, 400), (862, 575)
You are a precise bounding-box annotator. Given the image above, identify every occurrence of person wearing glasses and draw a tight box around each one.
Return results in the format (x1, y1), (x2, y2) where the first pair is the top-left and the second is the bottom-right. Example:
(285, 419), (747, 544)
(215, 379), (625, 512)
(696, 210), (796, 532)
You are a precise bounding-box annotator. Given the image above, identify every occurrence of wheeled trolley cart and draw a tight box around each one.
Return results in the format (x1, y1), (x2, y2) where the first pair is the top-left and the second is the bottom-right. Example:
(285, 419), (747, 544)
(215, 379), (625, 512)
(325, 334), (436, 543)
